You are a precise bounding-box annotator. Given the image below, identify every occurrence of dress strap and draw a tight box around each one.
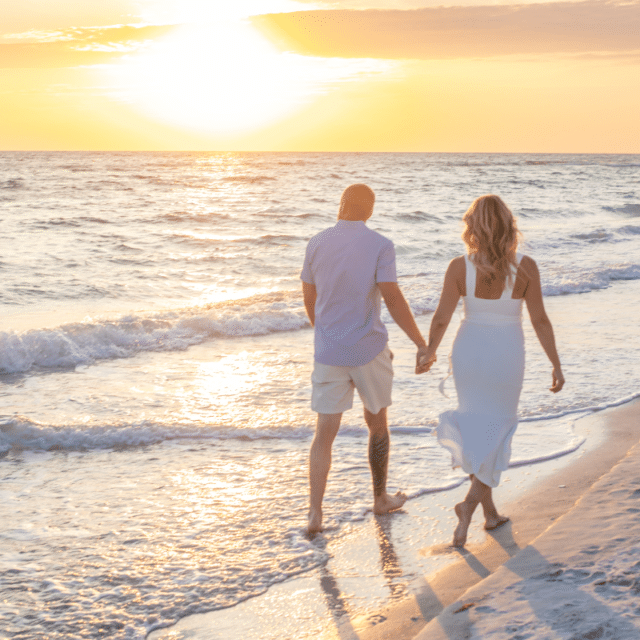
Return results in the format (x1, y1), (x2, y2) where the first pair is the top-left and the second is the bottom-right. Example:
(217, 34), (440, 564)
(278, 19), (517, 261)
(464, 254), (476, 298)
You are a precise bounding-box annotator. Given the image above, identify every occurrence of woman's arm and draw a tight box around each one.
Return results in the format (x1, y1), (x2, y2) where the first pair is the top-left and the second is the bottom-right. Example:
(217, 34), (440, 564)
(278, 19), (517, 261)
(416, 257), (463, 374)
(522, 256), (565, 393)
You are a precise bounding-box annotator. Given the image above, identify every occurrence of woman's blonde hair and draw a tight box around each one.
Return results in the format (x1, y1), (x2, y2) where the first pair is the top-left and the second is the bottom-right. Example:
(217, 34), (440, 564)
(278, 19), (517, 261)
(462, 194), (521, 285)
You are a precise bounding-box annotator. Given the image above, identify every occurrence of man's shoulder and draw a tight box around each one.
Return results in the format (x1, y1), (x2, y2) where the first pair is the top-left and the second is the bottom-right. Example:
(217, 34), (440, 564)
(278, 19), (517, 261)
(306, 225), (337, 246)
(365, 226), (393, 247)
(305, 223), (393, 251)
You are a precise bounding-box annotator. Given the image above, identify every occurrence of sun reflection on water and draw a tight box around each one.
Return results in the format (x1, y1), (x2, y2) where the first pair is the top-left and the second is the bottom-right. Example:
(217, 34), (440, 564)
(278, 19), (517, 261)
(172, 350), (308, 431)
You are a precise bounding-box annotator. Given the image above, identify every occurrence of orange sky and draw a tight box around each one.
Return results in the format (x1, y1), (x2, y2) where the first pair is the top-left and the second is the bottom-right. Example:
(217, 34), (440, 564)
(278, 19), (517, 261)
(1, 0), (639, 152)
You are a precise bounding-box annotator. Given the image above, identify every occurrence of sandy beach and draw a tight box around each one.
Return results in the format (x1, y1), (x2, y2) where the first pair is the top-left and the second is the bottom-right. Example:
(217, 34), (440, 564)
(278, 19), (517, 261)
(148, 397), (640, 640)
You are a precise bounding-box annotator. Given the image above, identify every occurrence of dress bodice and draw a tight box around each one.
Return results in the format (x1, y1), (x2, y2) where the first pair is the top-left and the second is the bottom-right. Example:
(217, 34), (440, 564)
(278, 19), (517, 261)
(462, 253), (524, 325)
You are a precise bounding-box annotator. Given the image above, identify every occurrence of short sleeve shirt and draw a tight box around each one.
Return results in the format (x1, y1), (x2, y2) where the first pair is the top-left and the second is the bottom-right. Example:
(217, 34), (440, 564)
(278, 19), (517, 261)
(301, 219), (397, 366)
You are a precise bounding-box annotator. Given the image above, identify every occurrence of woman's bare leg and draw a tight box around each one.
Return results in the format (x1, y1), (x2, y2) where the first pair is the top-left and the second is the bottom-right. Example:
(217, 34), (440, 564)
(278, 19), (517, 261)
(470, 474), (510, 530)
(453, 475), (492, 547)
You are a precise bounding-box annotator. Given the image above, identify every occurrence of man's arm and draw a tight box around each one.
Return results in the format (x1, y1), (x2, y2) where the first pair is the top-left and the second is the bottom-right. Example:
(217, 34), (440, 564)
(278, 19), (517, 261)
(378, 281), (430, 366)
(302, 281), (317, 327)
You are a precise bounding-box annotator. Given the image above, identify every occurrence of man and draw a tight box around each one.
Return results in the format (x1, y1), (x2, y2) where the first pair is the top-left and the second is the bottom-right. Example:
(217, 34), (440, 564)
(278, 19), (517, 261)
(301, 183), (431, 534)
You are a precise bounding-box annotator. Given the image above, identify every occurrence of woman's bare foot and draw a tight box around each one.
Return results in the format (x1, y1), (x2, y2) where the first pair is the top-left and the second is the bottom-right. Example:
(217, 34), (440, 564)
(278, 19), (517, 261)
(484, 515), (510, 531)
(453, 501), (473, 547)
(307, 509), (323, 535)
(373, 490), (407, 515)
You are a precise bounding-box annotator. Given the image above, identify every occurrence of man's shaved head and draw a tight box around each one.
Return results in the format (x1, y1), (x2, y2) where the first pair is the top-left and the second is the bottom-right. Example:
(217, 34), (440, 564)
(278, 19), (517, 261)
(338, 184), (375, 221)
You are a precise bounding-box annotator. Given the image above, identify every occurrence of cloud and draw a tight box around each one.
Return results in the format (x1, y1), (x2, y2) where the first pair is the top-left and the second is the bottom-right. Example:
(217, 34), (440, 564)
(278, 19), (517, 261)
(0, 0), (136, 33)
(0, 24), (176, 68)
(252, 1), (640, 59)
(278, 0), (455, 6)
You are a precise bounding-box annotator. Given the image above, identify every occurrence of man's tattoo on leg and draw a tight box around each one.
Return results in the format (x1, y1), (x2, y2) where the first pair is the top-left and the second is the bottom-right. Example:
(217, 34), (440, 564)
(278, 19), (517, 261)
(369, 430), (389, 497)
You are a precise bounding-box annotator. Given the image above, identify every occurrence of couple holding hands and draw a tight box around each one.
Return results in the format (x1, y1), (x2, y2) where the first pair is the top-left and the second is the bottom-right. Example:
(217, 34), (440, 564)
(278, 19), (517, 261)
(301, 184), (564, 546)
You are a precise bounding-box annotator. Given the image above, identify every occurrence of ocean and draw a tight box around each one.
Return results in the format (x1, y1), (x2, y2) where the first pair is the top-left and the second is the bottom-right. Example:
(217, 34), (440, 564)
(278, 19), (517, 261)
(1, 151), (639, 639)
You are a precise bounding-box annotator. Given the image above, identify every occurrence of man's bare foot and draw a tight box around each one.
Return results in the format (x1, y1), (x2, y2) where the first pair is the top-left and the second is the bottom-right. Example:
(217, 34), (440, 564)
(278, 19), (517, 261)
(484, 515), (510, 531)
(307, 509), (323, 535)
(373, 490), (407, 515)
(453, 501), (473, 547)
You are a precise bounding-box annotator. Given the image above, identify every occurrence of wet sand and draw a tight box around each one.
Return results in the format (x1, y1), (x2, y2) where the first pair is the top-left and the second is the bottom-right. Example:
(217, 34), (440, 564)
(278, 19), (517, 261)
(148, 398), (640, 640)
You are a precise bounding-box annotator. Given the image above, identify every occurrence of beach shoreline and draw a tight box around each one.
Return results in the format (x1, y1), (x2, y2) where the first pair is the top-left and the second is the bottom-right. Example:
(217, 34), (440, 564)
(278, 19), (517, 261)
(362, 397), (640, 640)
(414, 396), (640, 640)
(148, 397), (640, 640)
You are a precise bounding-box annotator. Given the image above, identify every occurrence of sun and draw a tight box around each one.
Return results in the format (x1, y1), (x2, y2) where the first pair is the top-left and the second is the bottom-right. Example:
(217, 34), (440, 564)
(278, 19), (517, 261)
(102, 1), (392, 137)
(103, 7), (385, 136)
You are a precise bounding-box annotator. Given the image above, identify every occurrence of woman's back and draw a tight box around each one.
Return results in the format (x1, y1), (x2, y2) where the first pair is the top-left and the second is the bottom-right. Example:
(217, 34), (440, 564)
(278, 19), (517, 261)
(462, 253), (524, 326)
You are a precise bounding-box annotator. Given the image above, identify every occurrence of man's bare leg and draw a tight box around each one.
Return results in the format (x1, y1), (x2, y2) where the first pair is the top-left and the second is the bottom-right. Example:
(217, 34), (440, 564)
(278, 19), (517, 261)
(308, 412), (342, 534)
(364, 407), (407, 514)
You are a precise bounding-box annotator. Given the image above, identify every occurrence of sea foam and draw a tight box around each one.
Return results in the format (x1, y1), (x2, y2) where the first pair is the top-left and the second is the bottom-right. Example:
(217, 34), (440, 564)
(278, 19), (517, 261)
(0, 292), (308, 374)
(3, 393), (638, 454)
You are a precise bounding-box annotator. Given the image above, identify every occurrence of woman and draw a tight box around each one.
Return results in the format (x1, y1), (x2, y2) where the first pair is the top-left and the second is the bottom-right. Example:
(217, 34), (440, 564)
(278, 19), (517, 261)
(417, 194), (564, 547)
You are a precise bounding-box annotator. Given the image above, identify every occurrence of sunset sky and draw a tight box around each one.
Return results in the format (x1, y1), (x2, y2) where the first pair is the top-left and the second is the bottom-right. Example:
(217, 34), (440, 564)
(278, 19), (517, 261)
(2, 0), (639, 152)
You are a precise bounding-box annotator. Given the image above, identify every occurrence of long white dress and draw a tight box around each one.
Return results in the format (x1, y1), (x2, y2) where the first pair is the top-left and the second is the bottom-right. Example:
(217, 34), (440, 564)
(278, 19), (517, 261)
(437, 253), (525, 488)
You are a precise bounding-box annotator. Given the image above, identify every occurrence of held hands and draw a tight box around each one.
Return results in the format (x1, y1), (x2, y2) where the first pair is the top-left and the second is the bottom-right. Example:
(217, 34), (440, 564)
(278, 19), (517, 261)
(550, 368), (565, 393)
(415, 345), (436, 374)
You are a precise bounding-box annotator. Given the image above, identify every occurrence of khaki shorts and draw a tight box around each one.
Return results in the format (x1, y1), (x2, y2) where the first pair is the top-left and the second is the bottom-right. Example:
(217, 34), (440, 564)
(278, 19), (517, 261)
(311, 347), (393, 415)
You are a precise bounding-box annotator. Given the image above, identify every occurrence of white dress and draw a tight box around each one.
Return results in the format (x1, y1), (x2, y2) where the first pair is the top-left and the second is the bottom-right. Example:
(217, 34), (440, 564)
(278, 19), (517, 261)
(437, 253), (525, 488)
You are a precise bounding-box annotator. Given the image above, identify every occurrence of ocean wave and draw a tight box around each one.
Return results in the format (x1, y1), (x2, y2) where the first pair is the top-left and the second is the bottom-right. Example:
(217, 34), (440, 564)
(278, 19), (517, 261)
(0, 416), (404, 453)
(78, 216), (111, 224)
(42, 218), (82, 227)
(542, 263), (640, 296)
(254, 234), (300, 245)
(619, 224), (640, 235)
(160, 212), (231, 222)
(60, 165), (94, 173)
(0, 417), (313, 453)
(571, 229), (612, 242)
(293, 213), (320, 219)
(221, 175), (276, 183)
(2, 259), (639, 375)
(172, 232), (303, 247)
(603, 203), (640, 216)
(0, 178), (23, 189)
(0, 291), (309, 375)
(3, 393), (638, 454)
(398, 210), (445, 223)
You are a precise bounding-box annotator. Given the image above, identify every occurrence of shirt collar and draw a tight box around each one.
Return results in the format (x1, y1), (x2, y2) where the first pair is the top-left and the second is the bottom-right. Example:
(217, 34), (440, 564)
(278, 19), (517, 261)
(335, 219), (366, 229)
